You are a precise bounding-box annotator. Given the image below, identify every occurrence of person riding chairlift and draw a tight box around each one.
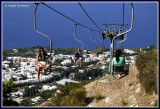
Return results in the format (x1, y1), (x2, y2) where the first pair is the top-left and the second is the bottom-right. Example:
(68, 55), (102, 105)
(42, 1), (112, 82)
(112, 49), (125, 78)
(74, 48), (83, 67)
(35, 47), (50, 83)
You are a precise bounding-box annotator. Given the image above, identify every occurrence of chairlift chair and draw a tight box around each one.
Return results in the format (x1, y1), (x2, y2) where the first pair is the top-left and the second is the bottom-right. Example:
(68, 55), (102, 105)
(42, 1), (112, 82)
(112, 49), (129, 80)
(34, 2), (53, 75)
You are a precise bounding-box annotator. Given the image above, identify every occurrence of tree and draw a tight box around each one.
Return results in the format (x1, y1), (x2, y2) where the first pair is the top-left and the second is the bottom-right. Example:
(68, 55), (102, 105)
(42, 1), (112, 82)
(46, 83), (87, 106)
(3, 79), (19, 106)
(19, 98), (33, 106)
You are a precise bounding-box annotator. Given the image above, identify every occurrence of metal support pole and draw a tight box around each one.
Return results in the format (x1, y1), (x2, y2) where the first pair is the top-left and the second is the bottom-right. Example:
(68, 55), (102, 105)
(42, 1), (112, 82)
(90, 29), (97, 50)
(74, 23), (84, 50)
(98, 32), (103, 49)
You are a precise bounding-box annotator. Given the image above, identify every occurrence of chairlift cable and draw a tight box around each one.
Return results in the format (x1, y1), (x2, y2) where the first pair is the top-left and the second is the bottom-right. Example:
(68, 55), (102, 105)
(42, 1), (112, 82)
(78, 2), (103, 32)
(41, 3), (102, 33)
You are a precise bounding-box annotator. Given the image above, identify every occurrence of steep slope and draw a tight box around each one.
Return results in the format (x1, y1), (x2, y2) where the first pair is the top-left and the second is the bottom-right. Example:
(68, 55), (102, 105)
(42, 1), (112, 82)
(84, 64), (158, 107)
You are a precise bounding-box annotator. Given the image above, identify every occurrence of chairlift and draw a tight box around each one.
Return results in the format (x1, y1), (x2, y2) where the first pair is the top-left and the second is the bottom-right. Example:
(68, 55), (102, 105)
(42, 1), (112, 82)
(74, 23), (84, 67)
(34, 2), (53, 74)
(112, 49), (129, 80)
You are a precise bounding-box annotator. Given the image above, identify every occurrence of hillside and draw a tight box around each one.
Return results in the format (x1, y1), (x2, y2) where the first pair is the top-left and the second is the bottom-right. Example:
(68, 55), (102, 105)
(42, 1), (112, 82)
(84, 64), (158, 107)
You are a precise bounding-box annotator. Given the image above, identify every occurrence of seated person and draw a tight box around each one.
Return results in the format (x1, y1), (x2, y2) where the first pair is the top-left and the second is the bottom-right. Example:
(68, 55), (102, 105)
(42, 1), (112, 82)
(74, 48), (83, 67)
(35, 47), (50, 83)
(112, 49), (125, 77)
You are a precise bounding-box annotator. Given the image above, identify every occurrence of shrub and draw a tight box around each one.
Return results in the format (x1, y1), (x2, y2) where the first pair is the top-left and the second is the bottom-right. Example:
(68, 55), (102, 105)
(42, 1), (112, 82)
(121, 99), (128, 105)
(135, 49), (157, 94)
(3, 79), (19, 106)
(19, 98), (33, 106)
(154, 99), (157, 106)
(95, 93), (103, 100)
(46, 83), (87, 106)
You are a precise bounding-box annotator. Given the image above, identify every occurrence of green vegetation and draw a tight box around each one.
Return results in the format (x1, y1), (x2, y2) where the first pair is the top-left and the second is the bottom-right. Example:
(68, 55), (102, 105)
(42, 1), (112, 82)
(131, 45), (156, 53)
(23, 84), (42, 97)
(46, 82), (87, 106)
(135, 49), (157, 94)
(19, 98), (34, 106)
(121, 99), (128, 105)
(154, 99), (157, 106)
(82, 61), (99, 68)
(40, 89), (56, 100)
(95, 93), (103, 100)
(74, 69), (103, 81)
(54, 47), (79, 55)
(3, 79), (19, 106)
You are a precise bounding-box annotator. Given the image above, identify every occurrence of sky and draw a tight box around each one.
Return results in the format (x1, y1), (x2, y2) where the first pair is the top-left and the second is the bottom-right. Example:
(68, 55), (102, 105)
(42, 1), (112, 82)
(2, 2), (158, 50)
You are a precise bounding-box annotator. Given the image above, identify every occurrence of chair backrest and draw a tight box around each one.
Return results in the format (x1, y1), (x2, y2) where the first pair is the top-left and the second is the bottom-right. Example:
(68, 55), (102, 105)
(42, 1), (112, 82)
(114, 65), (125, 72)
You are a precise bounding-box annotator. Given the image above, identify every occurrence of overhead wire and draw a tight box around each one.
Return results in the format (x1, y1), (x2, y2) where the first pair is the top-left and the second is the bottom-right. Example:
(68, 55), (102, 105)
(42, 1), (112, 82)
(41, 2), (102, 33)
(78, 2), (103, 32)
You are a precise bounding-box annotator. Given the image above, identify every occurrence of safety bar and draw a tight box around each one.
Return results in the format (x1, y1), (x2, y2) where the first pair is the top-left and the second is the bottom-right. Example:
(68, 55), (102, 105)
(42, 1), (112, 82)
(117, 33), (128, 49)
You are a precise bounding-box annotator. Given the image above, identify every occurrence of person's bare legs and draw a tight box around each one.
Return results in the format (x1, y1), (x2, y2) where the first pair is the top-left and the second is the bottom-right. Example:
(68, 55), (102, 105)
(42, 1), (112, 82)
(80, 60), (82, 67)
(42, 64), (50, 72)
(36, 65), (40, 83)
(74, 60), (77, 67)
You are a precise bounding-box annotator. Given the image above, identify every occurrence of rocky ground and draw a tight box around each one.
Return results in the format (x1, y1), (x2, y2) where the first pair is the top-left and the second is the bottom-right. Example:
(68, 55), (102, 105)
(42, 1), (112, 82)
(84, 64), (158, 107)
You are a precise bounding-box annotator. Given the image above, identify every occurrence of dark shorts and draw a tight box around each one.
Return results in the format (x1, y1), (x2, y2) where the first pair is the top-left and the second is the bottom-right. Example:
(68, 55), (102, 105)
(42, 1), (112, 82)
(74, 57), (83, 61)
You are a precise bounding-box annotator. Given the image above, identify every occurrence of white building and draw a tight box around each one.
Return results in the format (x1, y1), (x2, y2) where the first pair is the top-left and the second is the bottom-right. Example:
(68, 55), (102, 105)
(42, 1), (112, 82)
(61, 59), (71, 66)
(20, 62), (28, 67)
(13, 98), (23, 104)
(42, 85), (57, 91)
(79, 69), (84, 73)
(13, 48), (18, 53)
(56, 79), (79, 86)
(31, 96), (41, 103)
(101, 66), (106, 69)
(2, 61), (11, 68)
(124, 49), (137, 54)
(84, 57), (91, 62)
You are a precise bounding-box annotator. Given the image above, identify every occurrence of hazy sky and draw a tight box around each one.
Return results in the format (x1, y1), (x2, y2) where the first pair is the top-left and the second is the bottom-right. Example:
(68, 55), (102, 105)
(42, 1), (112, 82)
(2, 2), (158, 50)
